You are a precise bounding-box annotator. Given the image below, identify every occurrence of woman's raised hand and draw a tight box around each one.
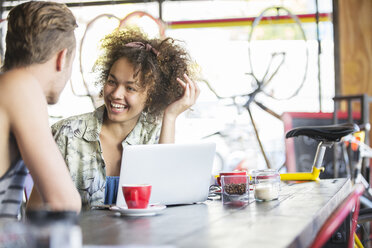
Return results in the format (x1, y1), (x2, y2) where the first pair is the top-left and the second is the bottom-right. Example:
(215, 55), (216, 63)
(163, 73), (200, 120)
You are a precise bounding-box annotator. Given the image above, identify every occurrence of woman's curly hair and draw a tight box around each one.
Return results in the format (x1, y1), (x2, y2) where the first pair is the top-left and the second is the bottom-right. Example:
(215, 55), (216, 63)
(94, 27), (196, 122)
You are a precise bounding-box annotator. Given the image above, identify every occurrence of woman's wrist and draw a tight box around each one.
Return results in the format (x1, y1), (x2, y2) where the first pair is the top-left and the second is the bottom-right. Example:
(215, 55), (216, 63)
(162, 111), (177, 123)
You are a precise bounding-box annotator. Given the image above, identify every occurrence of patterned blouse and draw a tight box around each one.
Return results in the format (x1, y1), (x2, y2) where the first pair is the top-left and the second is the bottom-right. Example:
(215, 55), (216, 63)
(51, 105), (161, 208)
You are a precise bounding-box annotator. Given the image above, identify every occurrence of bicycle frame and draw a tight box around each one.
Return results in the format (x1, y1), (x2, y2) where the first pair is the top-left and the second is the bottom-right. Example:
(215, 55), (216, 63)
(343, 131), (372, 199)
(280, 141), (333, 181)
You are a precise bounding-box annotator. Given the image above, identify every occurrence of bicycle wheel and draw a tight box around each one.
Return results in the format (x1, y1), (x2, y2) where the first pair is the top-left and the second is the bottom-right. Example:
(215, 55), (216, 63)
(248, 6), (309, 100)
(119, 11), (166, 39)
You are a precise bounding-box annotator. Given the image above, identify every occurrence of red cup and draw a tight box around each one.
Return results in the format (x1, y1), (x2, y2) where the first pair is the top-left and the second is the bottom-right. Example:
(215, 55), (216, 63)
(217, 171), (247, 186)
(122, 184), (152, 209)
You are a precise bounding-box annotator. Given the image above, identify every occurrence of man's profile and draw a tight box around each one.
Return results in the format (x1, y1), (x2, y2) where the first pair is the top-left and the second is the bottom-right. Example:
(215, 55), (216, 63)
(0, 1), (81, 218)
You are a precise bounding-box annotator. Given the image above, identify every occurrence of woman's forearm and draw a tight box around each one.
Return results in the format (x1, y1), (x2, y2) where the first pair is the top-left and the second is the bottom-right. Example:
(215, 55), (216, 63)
(159, 114), (176, 144)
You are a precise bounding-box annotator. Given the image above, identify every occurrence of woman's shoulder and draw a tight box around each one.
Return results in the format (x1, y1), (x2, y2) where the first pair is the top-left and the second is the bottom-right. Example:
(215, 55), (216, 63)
(131, 115), (161, 143)
(138, 114), (161, 131)
(51, 109), (99, 137)
(52, 111), (94, 127)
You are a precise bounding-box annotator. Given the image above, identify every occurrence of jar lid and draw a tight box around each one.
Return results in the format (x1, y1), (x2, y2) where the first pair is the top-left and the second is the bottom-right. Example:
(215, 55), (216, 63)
(219, 171), (247, 176)
(254, 169), (280, 180)
(26, 209), (78, 225)
(256, 174), (280, 179)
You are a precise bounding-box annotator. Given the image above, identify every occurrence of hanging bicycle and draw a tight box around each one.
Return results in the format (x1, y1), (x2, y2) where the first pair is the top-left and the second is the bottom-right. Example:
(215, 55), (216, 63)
(202, 6), (309, 171)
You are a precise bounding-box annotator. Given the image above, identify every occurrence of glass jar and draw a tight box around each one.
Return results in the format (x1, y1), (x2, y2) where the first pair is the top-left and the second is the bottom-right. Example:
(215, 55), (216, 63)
(253, 169), (280, 201)
(26, 210), (82, 248)
(221, 175), (249, 206)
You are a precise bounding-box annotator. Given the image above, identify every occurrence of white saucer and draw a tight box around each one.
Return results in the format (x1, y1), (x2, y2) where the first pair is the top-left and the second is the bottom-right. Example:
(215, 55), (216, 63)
(110, 204), (166, 216)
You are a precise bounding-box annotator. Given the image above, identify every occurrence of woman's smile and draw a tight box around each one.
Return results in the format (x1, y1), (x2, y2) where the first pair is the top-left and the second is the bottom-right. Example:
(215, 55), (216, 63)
(109, 102), (128, 113)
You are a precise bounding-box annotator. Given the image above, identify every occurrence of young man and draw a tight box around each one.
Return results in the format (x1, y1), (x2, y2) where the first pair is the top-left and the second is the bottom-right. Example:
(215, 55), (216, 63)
(0, 1), (81, 218)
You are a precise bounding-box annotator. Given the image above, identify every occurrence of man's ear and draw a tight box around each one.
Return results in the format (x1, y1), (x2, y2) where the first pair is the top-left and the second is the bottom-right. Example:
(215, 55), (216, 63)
(56, 49), (68, 72)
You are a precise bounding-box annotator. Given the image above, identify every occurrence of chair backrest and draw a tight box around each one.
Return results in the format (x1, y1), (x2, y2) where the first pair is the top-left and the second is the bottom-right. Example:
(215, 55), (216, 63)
(310, 183), (365, 248)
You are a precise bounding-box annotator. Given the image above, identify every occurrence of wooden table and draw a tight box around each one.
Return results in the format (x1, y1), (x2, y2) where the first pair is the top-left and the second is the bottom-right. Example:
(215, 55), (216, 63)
(80, 178), (351, 248)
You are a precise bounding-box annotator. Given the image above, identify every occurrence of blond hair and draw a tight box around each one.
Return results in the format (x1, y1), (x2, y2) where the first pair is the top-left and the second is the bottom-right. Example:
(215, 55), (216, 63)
(2, 1), (77, 71)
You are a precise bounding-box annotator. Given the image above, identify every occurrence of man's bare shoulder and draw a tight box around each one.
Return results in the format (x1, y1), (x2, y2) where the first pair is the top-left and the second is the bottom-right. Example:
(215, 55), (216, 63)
(0, 69), (47, 126)
(0, 69), (44, 106)
(0, 69), (39, 90)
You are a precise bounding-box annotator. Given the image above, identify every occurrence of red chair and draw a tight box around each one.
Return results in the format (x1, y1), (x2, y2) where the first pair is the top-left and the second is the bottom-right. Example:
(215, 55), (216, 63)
(310, 183), (365, 248)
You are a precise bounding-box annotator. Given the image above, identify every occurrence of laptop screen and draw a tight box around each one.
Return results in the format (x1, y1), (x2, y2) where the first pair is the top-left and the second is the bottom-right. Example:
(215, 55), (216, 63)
(116, 142), (216, 206)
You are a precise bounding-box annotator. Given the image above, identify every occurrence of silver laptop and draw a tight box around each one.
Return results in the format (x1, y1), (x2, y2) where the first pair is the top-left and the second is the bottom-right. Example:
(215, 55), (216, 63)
(116, 142), (216, 206)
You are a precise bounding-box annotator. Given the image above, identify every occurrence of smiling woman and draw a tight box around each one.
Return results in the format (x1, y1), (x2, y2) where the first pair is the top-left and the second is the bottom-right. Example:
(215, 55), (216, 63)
(26, 27), (200, 208)
(102, 57), (148, 127)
